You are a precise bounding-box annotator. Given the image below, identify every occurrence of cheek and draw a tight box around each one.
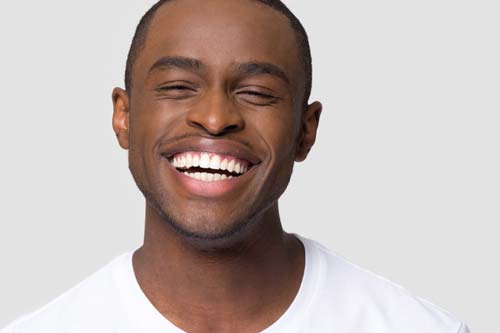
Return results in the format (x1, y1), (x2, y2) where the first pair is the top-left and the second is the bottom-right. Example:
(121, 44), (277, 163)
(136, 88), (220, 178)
(257, 109), (300, 160)
(129, 97), (183, 149)
(127, 101), (171, 180)
(246, 108), (300, 195)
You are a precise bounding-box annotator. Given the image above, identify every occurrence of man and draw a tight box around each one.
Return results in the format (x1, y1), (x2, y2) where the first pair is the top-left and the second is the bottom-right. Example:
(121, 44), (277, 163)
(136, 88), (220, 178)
(1, 0), (469, 332)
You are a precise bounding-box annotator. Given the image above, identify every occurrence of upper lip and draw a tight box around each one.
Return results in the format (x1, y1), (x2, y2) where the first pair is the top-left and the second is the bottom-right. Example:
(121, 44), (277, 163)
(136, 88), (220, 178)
(160, 137), (262, 166)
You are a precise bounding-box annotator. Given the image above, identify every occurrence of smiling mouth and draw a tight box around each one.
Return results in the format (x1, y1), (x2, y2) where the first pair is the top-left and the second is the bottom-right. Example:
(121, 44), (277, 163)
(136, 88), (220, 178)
(168, 151), (253, 182)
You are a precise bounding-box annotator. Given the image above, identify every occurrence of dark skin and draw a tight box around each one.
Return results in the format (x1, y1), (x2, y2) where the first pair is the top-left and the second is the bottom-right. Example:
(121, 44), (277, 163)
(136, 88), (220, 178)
(112, 0), (322, 332)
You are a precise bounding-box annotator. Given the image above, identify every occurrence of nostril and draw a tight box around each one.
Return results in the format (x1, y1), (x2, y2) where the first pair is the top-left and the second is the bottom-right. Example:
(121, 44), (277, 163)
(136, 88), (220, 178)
(187, 120), (208, 132)
(223, 124), (240, 133)
(185, 107), (245, 135)
(189, 122), (244, 136)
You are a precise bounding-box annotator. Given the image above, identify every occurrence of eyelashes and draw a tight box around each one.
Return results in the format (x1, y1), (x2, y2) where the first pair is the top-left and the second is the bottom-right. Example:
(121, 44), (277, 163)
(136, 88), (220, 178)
(238, 90), (274, 99)
(155, 84), (280, 105)
(158, 84), (195, 91)
(155, 84), (198, 99)
(236, 90), (279, 106)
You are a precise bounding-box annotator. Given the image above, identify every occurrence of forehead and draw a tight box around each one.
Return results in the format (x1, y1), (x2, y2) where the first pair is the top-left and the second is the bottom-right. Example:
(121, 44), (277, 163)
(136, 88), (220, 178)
(135, 0), (303, 86)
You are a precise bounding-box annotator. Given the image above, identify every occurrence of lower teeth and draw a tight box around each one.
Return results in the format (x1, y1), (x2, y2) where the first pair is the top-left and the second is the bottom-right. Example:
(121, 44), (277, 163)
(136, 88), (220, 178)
(183, 172), (233, 182)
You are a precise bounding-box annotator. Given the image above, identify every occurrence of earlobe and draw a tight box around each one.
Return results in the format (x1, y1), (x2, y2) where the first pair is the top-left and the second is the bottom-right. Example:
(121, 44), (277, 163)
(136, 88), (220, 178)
(295, 101), (322, 162)
(112, 88), (131, 150)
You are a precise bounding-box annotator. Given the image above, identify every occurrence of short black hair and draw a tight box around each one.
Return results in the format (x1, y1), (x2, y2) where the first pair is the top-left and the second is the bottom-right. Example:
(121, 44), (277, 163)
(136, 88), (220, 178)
(124, 0), (312, 105)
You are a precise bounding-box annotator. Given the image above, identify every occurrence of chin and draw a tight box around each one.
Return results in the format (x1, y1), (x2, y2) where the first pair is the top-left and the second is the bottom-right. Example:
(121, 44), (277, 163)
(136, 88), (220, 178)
(156, 203), (265, 251)
(138, 174), (272, 250)
(171, 215), (255, 246)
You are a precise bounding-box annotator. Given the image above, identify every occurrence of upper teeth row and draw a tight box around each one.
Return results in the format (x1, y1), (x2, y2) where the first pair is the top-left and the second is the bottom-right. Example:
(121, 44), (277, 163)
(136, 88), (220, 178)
(170, 153), (248, 174)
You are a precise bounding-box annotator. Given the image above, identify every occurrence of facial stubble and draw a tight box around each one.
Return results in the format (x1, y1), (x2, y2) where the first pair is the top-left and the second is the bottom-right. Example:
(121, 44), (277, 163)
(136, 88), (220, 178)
(128, 146), (295, 246)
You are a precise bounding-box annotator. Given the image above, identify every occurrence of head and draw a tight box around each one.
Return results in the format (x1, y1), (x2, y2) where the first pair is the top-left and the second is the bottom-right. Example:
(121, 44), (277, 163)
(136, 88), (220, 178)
(112, 0), (322, 245)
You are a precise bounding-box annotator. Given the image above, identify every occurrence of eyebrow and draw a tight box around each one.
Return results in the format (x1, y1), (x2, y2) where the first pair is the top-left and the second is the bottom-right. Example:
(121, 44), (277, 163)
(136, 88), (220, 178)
(148, 56), (290, 84)
(148, 56), (204, 74)
(238, 62), (290, 84)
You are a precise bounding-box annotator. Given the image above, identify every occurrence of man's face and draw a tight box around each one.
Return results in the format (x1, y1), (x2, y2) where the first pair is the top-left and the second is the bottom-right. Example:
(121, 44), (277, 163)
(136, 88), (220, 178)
(113, 0), (320, 240)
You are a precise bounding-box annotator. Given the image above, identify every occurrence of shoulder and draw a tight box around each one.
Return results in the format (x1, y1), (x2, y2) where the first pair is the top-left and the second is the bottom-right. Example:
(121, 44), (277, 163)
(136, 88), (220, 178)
(299, 236), (469, 333)
(1, 252), (132, 333)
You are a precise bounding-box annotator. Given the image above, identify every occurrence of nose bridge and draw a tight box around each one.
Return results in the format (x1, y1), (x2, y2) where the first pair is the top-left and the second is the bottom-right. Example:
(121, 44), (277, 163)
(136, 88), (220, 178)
(186, 86), (244, 135)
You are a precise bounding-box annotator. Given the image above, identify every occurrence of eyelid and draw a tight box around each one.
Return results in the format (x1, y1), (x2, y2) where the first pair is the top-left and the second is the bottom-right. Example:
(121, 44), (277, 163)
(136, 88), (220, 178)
(240, 90), (272, 97)
(235, 89), (281, 107)
(158, 85), (195, 91)
(156, 80), (198, 90)
(236, 85), (278, 98)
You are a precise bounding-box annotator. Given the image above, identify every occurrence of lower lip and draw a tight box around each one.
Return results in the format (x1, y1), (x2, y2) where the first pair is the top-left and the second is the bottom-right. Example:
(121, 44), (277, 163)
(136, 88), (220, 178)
(164, 158), (256, 198)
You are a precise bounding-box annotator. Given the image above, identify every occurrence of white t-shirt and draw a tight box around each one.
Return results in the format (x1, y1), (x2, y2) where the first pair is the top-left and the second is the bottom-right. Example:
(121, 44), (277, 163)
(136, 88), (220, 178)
(1, 235), (470, 332)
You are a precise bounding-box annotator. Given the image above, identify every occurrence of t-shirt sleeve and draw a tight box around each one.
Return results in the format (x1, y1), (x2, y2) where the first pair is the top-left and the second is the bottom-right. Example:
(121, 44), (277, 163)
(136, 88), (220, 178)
(457, 322), (471, 333)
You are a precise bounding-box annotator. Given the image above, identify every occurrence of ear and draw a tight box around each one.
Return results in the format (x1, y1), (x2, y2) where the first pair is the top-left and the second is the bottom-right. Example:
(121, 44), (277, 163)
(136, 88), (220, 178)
(295, 101), (322, 162)
(112, 88), (130, 150)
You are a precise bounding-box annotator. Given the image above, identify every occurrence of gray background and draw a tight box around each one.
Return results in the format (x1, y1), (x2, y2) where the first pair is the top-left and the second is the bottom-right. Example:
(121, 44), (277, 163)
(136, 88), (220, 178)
(0, 0), (498, 331)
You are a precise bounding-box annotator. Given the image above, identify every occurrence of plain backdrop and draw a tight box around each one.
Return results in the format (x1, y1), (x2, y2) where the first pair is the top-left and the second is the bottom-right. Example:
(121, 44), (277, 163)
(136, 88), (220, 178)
(0, 0), (498, 331)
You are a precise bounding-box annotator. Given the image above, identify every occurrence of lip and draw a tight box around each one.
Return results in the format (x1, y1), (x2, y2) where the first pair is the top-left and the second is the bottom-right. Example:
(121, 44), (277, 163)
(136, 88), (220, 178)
(160, 137), (262, 198)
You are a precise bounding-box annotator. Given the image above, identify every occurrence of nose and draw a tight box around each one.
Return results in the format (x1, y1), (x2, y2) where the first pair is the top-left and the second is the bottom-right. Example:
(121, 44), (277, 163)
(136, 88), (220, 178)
(186, 89), (245, 136)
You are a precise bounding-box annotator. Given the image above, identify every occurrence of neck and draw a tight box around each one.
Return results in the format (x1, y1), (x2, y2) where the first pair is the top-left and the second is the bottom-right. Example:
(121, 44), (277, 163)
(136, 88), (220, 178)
(132, 201), (305, 333)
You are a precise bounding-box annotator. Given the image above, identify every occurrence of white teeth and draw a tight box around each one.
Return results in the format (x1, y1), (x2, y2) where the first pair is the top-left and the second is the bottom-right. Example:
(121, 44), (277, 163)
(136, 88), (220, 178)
(183, 172), (229, 182)
(192, 155), (200, 167)
(209, 155), (221, 170)
(220, 158), (228, 171)
(227, 159), (235, 172)
(186, 154), (193, 168)
(171, 152), (249, 175)
(199, 153), (210, 168)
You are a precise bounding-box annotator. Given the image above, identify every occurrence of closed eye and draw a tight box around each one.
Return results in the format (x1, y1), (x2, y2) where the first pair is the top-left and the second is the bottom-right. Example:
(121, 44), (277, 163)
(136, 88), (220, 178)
(158, 85), (194, 91)
(240, 91), (274, 98)
(237, 90), (280, 106)
(155, 83), (198, 99)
